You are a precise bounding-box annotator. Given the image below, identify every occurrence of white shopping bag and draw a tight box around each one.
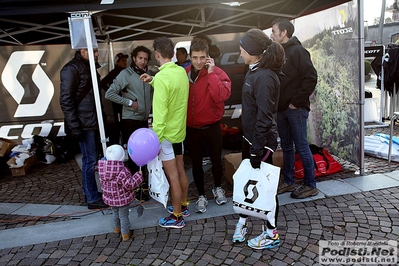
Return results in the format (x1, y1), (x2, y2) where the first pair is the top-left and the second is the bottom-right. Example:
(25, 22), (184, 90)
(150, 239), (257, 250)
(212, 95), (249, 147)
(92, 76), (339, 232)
(232, 159), (280, 227)
(147, 156), (169, 208)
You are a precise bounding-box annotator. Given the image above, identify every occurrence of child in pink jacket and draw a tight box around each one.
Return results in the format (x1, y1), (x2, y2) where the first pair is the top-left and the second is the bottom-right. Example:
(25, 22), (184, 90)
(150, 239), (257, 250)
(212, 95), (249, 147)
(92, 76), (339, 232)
(98, 145), (143, 241)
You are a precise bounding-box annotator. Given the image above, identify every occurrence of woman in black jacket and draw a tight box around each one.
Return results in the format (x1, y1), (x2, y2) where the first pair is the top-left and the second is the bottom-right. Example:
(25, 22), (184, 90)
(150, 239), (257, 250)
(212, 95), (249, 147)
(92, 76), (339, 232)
(232, 28), (285, 249)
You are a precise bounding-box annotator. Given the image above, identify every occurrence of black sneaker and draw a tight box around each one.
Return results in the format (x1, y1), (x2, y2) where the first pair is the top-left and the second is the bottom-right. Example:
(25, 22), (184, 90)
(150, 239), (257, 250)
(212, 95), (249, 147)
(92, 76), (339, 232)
(88, 199), (108, 209)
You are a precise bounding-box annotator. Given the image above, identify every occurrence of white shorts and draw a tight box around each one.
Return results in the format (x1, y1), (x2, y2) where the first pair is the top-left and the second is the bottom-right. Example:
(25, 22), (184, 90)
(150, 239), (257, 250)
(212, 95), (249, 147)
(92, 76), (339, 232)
(159, 139), (184, 161)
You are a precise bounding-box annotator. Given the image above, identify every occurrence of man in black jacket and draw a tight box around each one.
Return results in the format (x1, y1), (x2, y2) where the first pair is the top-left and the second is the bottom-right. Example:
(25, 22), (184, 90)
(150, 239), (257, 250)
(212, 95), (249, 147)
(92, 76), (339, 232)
(60, 48), (108, 209)
(271, 18), (319, 199)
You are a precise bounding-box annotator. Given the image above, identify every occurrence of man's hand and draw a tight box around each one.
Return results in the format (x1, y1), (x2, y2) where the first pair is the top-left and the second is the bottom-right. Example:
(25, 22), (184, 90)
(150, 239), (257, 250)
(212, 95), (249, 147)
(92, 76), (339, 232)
(132, 101), (138, 111)
(71, 133), (84, 143)
(205, 56), (215, 73)
(140, 73), (153, 83)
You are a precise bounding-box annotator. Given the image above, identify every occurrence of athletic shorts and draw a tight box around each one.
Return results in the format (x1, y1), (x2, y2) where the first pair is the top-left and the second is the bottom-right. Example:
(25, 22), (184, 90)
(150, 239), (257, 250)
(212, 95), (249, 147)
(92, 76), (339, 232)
(159, 139), (184, 161)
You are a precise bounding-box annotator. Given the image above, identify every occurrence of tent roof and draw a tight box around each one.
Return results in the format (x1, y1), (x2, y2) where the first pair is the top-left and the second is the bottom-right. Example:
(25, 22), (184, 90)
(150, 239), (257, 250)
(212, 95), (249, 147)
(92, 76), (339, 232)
(0, 0), (351, 46)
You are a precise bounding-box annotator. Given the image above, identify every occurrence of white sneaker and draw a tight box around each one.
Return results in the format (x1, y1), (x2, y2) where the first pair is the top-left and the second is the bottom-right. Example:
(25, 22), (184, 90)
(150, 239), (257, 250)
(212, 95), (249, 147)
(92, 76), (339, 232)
(195, 195), (208, 213)
(212, 187), (227, 205)
(233, 222), (248, 243)
(247, 225), (280, 249)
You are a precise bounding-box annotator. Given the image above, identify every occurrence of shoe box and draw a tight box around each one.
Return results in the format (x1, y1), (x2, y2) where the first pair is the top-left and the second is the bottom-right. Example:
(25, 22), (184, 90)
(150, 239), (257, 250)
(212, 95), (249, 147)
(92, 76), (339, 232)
(224, 152), (242, 185)
(7, 152), (38, 176)
(0, 138), (18, 157)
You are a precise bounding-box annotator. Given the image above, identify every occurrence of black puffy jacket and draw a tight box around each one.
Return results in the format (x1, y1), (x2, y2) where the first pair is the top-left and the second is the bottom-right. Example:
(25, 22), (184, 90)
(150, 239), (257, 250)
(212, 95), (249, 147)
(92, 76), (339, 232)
(60, 51), (99, 137)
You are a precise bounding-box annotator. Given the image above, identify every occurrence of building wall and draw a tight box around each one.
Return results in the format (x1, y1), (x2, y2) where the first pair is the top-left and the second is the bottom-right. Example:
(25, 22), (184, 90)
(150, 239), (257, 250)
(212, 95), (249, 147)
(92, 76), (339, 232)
(365, 22), (399, 45)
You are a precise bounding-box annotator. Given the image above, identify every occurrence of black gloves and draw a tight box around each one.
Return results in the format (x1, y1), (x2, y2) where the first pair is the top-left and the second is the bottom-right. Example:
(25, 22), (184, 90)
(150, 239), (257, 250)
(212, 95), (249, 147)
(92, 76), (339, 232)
(70, 130), (84, 143)
(250, 154), (262, 169)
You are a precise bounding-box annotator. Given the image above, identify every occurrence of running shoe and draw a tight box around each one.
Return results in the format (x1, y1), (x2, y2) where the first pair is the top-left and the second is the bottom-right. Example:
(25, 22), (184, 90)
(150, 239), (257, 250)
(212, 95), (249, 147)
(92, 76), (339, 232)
(212, 187), (227, 205)
(195, 195), (208, 213)
(158, 214), (185, 229)
(247, 226), (280, 249)
(233, 222), (248, 243)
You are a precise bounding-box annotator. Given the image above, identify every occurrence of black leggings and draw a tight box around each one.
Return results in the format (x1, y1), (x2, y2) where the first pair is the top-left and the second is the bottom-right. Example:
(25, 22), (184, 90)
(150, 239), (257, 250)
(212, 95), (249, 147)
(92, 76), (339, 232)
(185, 122), (223, 196)
(239, 140), (279, 230)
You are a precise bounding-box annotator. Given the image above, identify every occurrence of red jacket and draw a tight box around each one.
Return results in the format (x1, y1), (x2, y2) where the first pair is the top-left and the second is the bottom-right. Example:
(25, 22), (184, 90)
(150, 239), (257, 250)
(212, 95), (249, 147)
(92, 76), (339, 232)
(186, 66), (231, 128)
(98, 160), (143, 207)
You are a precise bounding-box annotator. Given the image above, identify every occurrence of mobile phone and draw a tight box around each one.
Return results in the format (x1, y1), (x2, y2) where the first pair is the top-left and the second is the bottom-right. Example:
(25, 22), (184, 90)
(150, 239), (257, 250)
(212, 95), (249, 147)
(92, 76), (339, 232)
(205, 56), (211, 68)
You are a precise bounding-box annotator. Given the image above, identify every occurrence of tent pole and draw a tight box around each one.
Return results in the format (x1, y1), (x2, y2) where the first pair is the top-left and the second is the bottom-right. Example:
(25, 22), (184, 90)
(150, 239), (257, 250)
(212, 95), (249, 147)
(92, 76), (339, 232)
(84, 18), (107, 157)
(359, 0), (365, 176)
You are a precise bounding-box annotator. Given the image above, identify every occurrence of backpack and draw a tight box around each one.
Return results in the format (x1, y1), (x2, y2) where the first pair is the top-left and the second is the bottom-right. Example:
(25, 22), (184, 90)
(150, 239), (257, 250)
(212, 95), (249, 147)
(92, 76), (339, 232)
(294, 144), (342, 178)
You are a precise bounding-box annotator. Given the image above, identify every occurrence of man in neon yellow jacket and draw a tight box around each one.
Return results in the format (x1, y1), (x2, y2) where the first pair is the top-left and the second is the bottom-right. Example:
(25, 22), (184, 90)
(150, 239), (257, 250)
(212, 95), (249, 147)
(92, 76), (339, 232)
(141, 36), (190, 228)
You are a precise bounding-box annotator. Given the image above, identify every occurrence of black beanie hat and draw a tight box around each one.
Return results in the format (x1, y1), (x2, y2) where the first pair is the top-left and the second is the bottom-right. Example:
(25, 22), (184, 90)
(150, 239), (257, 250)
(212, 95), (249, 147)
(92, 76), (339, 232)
(239, 34), (265, 55)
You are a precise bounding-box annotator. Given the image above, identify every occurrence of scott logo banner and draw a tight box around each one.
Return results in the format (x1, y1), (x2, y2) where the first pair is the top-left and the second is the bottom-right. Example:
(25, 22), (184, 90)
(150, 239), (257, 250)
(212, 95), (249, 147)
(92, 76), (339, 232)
(2, 50), (54, 118)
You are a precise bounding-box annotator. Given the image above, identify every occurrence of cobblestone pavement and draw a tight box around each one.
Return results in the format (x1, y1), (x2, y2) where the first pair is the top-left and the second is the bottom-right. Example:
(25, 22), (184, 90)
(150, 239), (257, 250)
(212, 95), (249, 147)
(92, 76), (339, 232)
(0, 126), (399, 265)
(0, 187), (398, 266)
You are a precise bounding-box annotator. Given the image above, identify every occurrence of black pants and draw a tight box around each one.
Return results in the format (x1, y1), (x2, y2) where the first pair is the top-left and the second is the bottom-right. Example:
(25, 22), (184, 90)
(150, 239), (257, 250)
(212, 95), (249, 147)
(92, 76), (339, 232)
(108, 102), (123, 145)
(240, 140), (279, 230)
(186, 121), (223, 196)
(121, 119), (148, 174)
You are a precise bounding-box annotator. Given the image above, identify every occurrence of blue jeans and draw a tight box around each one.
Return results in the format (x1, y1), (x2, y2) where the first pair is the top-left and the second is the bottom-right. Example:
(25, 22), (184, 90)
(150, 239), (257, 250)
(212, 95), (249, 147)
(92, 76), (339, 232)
(79, 130), (100, 203)
(277, 107), (316, 188)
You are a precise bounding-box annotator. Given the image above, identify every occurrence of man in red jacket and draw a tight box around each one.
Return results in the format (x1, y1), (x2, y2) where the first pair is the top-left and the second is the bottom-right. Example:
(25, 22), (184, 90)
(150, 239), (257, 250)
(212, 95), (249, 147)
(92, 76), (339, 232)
(185, 35), (231, 213)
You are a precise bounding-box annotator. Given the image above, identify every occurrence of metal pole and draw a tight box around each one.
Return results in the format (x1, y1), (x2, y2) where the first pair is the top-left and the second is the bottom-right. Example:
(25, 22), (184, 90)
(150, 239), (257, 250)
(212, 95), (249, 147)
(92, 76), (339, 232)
(379, 0), (386, 45)
(359, 0), (365, 176)
(83, 18), (107, 157)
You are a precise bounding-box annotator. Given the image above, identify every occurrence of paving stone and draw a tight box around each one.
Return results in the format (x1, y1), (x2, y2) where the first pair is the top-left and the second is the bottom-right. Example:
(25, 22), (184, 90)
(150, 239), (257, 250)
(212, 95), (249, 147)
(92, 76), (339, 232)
(1, 151), (399, 265)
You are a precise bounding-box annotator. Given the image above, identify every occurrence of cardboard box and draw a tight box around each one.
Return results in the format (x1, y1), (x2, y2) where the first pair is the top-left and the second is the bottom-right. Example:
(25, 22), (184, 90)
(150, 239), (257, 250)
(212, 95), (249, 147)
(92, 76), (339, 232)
(272, 149), (284, 170)
(0, 138), (18, 157)
(7, 154), (38, 176)
(224, 152), (242, 185)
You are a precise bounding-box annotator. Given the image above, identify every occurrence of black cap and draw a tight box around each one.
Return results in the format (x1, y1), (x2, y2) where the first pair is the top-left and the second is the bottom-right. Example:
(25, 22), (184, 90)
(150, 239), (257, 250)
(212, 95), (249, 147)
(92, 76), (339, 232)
(114, 52), (128, 63)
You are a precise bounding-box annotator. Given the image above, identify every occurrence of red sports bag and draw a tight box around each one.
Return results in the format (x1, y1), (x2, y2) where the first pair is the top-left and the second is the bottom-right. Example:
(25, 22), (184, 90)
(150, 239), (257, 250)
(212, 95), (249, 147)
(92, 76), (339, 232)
(294, 144), (342, 178)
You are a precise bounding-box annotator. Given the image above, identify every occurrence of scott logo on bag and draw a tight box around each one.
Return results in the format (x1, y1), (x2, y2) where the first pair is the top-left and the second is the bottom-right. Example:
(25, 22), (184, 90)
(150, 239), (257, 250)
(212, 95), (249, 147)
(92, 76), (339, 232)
(243, 180), (259, 204)
(232, 201), (271, 215)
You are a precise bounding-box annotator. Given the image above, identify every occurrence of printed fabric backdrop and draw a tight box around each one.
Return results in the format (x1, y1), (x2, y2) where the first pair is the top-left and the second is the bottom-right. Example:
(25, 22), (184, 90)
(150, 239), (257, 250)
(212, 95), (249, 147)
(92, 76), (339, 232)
(291, 1), (360, 166)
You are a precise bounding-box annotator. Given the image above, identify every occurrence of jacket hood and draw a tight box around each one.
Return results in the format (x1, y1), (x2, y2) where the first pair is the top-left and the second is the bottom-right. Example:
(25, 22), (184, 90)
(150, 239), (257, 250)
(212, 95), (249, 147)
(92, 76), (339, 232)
(98, 160), (127, 181)
(282, 36), (302, 50)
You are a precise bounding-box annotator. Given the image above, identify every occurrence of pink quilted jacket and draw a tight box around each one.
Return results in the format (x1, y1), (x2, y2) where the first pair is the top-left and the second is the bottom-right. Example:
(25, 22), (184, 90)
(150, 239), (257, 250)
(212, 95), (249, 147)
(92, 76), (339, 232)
(98, 160), (143, 207)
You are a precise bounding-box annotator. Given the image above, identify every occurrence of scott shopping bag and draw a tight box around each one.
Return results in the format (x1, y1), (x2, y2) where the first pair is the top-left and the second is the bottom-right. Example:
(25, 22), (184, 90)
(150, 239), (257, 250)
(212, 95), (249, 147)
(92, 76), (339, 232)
(232, 159), (280, 227)
(147, 156), (169, 208)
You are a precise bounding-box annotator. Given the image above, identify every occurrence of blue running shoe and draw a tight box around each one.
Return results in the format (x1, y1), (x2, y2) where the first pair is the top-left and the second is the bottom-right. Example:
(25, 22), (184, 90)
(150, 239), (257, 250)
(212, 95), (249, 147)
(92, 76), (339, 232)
(158, 214), (186, 229)
(247, 226), (280, 249)
(167, 206), (191, 217)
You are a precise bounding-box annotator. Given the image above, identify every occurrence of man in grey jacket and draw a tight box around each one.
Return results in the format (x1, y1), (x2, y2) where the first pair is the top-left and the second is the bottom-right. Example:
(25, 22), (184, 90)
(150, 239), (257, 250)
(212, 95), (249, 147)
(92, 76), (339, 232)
(105, 46), (153, 175)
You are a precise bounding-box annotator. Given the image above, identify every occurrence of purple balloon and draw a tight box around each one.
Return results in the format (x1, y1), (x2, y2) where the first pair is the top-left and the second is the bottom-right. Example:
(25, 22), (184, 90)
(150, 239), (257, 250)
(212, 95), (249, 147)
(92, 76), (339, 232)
(127, 128), (160, 166)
